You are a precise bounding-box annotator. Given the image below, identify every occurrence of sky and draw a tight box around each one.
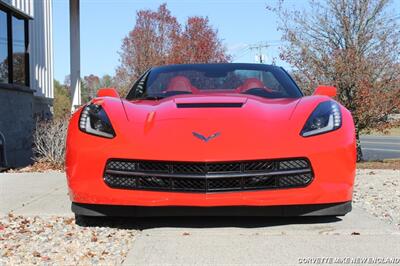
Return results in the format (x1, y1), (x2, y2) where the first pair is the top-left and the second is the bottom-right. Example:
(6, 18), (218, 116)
(53, 0), (400, 83)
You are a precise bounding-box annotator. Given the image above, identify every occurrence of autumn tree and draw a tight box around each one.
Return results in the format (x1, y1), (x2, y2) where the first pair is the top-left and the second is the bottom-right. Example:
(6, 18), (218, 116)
(115, 3), (230, 95)
(82, 74), (117, 102)
(170, 17), (231, 64)
(101, 74), (113, 88)
(115, 4), (180, 95)
(269, 0), (400, 160)
(82, 74), (100, 103)
(0, 58), (8, 83)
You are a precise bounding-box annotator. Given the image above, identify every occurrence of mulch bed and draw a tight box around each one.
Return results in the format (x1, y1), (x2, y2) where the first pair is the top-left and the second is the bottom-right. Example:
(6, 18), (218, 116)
(4, 162), (63, 173)
(357, 160), (400, 170)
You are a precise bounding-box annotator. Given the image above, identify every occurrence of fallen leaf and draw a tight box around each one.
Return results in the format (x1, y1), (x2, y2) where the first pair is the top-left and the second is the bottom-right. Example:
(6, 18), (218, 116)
(18, 228), (30, 234)
(33, 251), (41, 257)
(36, 229), (45, 234)
(20, 218), (30, 225)
(86, 251), (95, 258)
(3, 250), (13, 257)
(41, 256), (51, 261)
(64, 218), (74, 225)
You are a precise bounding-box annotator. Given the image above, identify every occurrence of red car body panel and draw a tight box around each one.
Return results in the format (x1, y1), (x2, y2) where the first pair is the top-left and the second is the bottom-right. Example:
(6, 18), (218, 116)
(66, 93), (356, 209)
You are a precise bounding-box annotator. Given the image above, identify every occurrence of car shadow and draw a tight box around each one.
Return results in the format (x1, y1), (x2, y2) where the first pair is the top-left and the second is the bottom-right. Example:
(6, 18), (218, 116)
(80, 215), (343, 229)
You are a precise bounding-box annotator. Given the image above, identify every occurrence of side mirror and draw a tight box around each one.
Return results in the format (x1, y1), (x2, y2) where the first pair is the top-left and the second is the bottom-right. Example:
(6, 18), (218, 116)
(313, 85), (337, 97)
(97, 88), (119, 98)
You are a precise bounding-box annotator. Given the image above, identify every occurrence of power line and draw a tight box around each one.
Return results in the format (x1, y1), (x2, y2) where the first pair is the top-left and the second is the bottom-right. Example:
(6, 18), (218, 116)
(232, 47), (251, 61)
(231, 40), (284, 63)
(248, 43), (269, 63)
(387, 13), (400, 20)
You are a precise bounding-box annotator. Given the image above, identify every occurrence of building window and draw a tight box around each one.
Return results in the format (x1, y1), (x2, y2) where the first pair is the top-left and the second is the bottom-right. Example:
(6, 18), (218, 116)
(12, 16), (27, 85)
(0, 10), (8, 83)
(0, 6), (29, 87)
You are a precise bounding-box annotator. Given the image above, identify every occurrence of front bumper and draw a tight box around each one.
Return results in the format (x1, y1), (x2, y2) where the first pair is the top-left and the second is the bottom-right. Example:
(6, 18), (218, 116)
(72, 201), (352, 217)
(66, 146), (355, 208)
(66, 105), (356, 210)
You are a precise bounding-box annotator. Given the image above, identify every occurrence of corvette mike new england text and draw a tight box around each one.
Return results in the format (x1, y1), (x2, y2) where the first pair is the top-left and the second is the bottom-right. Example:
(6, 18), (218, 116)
(298, 257), (400, 264)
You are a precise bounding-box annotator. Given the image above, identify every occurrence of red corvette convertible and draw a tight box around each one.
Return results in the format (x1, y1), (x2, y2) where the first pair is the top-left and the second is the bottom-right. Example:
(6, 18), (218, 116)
(66, 63), (356, 222)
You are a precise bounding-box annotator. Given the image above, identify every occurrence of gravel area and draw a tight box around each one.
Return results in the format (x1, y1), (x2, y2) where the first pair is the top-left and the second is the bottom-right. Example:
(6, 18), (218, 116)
(1, 169), (399, 264)
(0, 214), (138, 265)
(353, 169), (400, 229)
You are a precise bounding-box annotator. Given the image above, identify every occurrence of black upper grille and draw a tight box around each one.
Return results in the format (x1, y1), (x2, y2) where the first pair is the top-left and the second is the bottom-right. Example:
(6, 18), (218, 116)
(103, 158), (313, 193)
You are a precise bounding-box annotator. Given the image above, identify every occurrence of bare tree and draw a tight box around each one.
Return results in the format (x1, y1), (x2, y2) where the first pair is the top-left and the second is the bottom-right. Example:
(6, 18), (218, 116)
(269, 0), (400, 160)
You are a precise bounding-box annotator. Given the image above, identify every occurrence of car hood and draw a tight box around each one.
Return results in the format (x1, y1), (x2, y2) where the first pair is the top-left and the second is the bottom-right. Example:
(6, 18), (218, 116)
(107, 94), (307, 161)
(122, 94), (300, 123)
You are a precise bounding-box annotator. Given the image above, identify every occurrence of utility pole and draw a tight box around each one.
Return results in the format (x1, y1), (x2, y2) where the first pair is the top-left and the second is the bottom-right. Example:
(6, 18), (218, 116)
(248, 43), (269, 63)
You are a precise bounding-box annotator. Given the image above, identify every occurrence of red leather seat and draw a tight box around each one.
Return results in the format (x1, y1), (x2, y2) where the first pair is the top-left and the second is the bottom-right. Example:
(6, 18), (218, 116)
(237, 78), (265, 92)
(166, 76), (197, 93)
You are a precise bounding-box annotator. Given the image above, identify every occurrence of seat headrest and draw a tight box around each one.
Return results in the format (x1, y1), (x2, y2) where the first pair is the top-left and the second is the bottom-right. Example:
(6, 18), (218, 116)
(167, 76), (194, 92)
(238, 78), (265, 92)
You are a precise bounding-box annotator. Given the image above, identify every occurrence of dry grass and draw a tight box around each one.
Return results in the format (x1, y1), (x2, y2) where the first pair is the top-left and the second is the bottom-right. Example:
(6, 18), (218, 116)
(357, 159), (400, 170)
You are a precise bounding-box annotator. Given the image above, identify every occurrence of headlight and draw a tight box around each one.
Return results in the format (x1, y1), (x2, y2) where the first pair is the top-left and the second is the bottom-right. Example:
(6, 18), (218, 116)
(79, 104), (115, 138)
(301, 101), (341, 137)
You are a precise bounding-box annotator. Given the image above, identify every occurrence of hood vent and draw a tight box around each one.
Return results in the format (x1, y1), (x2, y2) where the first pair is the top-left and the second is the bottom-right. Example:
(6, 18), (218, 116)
(176, 102), (244, 108)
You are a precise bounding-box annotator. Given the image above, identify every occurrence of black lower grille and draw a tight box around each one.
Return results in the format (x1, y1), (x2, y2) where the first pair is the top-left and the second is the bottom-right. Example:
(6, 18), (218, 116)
(103, 158), (313, 193)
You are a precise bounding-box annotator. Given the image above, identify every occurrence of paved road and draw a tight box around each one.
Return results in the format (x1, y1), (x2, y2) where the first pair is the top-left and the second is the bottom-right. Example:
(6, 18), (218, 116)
(1, 172), (399, 265)
(360, 135), (400, 161)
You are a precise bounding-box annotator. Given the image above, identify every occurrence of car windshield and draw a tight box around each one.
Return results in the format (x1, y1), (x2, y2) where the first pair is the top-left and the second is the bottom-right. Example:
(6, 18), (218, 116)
(126, 64), (303, 100)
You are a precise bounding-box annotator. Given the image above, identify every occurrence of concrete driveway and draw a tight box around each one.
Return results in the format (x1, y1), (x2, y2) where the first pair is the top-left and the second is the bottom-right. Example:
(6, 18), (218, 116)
(124, 209), (400, 265)
(0, 172), (70, 216)
(1, 172), (399, 265)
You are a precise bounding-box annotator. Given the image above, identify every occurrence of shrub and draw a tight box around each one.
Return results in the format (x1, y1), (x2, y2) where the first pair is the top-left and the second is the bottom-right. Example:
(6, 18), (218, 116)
(53, 80), (72, 119)
(33, 118), (68, 168)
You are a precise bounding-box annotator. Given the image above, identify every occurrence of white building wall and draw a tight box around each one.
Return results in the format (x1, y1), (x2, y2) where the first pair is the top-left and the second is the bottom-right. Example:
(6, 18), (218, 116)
(8, 0), (54, 99)
(29, 0), (54, 99)
(11, 0), (33, 17)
